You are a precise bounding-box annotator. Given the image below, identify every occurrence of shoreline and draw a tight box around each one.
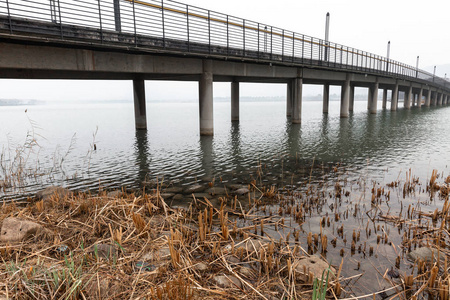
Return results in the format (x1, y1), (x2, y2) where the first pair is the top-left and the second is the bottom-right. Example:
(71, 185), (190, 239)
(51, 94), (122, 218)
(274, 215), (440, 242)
(1, 167), (449, 299)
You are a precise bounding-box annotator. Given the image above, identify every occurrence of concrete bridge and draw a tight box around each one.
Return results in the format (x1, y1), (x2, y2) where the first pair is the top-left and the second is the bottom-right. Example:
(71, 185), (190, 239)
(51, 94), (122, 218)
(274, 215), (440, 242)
(0, 0), (449, 135)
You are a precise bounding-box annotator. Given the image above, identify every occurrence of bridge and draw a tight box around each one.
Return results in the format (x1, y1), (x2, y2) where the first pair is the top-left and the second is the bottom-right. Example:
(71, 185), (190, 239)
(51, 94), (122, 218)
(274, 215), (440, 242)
(0, 0), (449, 135)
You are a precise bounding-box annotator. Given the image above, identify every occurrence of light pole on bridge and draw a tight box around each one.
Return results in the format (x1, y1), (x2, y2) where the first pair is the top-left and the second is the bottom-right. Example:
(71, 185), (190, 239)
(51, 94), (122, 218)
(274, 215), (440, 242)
(416, 56), (419, 78)
(324, 12), (330, 62)
(386, 41), (391, 72)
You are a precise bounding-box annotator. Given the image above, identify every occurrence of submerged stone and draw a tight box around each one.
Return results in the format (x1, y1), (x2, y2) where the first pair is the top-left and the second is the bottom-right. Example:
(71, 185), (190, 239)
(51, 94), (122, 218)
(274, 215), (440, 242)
(0, 217), (43, 242)
(36, 186), (71, 201)
(164, 187), (183, 193)
(205, 187), (228, 195)
(234, 187), (249, 196)
(213, 275), (242, 288)
(159, 193), (175, 199)
(407, 247), (442, 262)
(293, 255), (336, 282)
(184, 184), (205, 194)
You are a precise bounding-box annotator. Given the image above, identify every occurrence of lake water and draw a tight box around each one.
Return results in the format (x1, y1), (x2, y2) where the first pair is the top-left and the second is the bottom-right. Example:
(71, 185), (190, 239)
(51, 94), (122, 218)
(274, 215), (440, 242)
(1, 99), (449, 200)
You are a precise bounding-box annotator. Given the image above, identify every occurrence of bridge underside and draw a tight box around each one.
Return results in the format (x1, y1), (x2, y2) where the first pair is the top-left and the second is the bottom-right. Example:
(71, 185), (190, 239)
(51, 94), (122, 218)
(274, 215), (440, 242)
(0, 39), (448, 134)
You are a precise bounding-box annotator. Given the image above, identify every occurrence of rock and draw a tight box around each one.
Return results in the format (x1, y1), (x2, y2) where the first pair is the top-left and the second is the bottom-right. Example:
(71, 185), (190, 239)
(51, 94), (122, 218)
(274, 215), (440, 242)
(88, 244), (118, 260)
(407, 247), (442, 262)
(0, 217), (43, 242)
(141, 247), (171, 261)
(160, 193), (175, 199)
(293, 255), (336, 282)
(192, 193), (209, 199)
(239, 266), (255, 278)
(164, 187), (183, 193)
(205, 187), (228, 196)
(234, 188), (250, 196)
(226, 255), (241, 264)
(194, 262), (208, 271)
(85, 277), (122, 298)
(213, 275), (242, 288)
(184, 184), (205, 194)
(172, 194), (183, 201)
(227, 184), (247, 190)
(36, 186), (71, 201)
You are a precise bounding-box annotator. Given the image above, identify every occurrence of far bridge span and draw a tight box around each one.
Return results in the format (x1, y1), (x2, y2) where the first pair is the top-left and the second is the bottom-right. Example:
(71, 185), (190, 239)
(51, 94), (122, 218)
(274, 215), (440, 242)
(0, 0), (449, 134)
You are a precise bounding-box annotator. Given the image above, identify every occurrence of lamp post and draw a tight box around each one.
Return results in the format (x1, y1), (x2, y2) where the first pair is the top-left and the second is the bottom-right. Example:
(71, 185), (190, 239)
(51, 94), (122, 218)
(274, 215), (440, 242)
(433, 66), (436, 82)
(324, 12), (330, 62)
(416, 56), (419, 78)
(386, 41), (390, 72)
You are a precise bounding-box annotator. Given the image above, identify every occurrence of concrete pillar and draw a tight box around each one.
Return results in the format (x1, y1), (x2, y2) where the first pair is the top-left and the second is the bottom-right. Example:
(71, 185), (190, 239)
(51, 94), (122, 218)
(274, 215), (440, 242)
(438, 93), (443, 105)
(391, 83), (399, 111)
(349, 85), (355, 112)
(199, 60), (214, 136)
(404, 86), (412, 109)
(418, 88), (423, 108)
(425, 89), (431, 107)
(368, 82), (378, 114)
(340, 76), (350, 118)
(323, 83), (330, 114)
(231, 81), (239, 121)
(382, 88), (388, 109)
(286, 81), (293, 117)
(432, 91), (438, 106)
(133, 78), (147, 130)
(292, 78), (302, 124)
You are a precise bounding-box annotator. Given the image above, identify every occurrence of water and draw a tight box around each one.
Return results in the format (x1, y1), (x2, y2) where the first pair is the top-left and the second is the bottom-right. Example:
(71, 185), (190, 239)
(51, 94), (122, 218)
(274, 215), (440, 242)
(1, 100), (449, 199)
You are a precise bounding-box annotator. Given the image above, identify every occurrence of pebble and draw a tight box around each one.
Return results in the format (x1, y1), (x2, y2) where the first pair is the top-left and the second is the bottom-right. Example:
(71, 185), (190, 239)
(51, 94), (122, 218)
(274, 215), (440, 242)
(36, 186), (71, 201)
(0, 217), (43, 242)
(184, 184), (205, 194)
(407, 247), (441, 262)
(293, 255), (336, 282)
(213, 275), (242, 288)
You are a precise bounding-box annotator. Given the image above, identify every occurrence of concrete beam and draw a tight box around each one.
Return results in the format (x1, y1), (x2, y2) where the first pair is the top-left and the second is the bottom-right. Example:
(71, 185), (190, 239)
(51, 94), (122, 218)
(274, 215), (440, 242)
(349, 85), (355, 112)
(199, 60), (214, 136)
(341, 75), (350, 118)
(133, 78), (147, 130)
(323, 84), (330, 114)
(391, 83), (399, 111)
(231, 81), (239, 122)
(292, 78), (302, 124)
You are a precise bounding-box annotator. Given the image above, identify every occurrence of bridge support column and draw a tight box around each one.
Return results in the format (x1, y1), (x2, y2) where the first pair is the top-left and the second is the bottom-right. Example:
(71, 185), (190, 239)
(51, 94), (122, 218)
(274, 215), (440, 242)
(323, 83), (330, 114)
(231, 81), (239, 122)
(432, 91), (438, 106)
(349, 85), (355, 112)
(286, 80), (293, 117)
(368, 82), (378, 114)
(133, 78), (147, 130)
(438, 93), (443, 105)
(418, 88), (423, 108)
(425, 89), (431, 107)
(199, 60), (214, 136)
(292, 78), (302, 124)
(382, 89), (388, 109)
(404, 86), (412, 109)
(391, 83), (399, 111)
(340, 76), (350, 118)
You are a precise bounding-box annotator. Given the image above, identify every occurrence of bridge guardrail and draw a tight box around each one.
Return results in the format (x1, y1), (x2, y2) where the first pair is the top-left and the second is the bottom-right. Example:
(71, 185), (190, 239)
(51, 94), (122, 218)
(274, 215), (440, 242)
(0, 0), (448, 90)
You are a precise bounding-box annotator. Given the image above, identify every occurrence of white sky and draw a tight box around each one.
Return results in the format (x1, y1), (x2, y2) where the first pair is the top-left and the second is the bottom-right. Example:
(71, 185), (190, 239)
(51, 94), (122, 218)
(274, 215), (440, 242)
(1, 0), (449, 102)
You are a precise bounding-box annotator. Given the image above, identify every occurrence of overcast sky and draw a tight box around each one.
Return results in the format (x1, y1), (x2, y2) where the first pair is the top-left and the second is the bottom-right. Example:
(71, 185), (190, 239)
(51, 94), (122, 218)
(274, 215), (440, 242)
(1, 0), (449, 102)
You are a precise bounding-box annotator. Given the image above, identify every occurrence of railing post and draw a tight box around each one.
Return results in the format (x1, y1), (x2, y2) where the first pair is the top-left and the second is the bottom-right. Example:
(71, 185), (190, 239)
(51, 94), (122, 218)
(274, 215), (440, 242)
(186, 5), (190, 52)
(6, 0), (12, 34)
(132, 0), (137, 45)
(57, 0), (63, 38)
(243, 20), (245, 57)
(113, 0), (121, 32)
(97, 0), (103, 42)
(208, 10), (211, 54)
(162, 0), (165, 49)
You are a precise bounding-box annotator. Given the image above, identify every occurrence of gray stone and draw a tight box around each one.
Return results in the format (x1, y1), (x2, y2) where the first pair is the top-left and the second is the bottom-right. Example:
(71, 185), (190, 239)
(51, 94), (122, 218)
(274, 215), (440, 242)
(36, 186), (71, 201)
(234, 187), (250, 196)
(165, 187), (183, 193)
(227, 184), (247, 190)
(239, 266), (255, 278)
(407, 247), (442, 262)
(293, 255), (336, 282)
(88, 244), (118, 260)
(141, 247), (171, 261)
(106, 190), (123, 198)
(226, 255), (241, 264)
(172, 194), (183, 201)
(160, 193), (175, 199)
(213, 275), (242, 288)
(184, 184), (205, 194)
(0, 217), (43, 242)
(192, 193), (209, 199)
(194, 262), (208, 271)
(205, 187), (228, 195)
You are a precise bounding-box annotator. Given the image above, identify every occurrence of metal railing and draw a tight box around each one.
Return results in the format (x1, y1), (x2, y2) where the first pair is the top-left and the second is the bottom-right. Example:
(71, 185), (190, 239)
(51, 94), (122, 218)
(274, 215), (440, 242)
(0, 0), (448, 89)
